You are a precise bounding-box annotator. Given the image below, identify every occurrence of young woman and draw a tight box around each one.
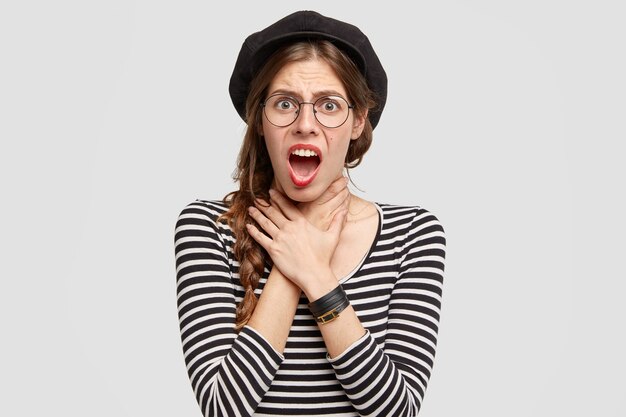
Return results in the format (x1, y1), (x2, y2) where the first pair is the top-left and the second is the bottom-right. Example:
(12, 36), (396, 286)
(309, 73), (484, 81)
(175, 11), (446, 416)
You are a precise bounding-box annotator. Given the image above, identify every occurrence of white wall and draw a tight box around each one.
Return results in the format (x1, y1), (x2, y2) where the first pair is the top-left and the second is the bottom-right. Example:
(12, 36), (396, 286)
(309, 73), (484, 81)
(1, 1), (624, 415)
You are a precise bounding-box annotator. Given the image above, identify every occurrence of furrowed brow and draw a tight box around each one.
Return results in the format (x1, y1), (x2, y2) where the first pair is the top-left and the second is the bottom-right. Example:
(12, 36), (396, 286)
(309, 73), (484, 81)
(267, 89), (347, 100)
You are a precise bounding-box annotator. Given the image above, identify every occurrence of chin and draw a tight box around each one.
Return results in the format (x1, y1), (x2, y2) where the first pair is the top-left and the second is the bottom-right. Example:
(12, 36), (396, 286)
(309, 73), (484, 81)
(282, 182), (325, 203)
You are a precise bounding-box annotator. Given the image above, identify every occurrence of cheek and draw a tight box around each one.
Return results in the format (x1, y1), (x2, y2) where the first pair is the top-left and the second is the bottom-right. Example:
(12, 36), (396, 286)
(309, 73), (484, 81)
(328, 137), (352, 167)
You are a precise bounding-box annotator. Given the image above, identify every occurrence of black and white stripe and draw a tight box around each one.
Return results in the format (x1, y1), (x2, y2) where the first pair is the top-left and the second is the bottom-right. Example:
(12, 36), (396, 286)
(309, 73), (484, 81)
(175, 200), (446, 416)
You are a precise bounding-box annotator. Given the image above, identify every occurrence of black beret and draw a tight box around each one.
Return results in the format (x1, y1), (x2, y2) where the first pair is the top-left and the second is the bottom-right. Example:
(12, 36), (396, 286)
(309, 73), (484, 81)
(228, 10), (388, 129)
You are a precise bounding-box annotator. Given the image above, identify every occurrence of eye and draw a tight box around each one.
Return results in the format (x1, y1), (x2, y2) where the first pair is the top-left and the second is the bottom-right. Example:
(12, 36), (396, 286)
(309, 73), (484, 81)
(323, 102), (337, 111)
(271, 96), (298, 111)
(317, 97), (344, 113)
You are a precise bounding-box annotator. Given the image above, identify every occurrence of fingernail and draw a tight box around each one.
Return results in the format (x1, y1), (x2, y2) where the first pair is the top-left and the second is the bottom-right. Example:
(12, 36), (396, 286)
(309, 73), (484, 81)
(268, 189), (276, 196)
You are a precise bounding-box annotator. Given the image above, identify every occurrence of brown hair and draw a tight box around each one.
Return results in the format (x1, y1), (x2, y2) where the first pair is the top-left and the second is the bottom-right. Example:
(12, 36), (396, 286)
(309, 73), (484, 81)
(220, 40), (377, 329)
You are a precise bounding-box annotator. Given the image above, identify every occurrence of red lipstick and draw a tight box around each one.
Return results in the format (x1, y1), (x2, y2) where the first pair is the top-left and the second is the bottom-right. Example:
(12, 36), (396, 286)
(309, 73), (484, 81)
(287, 144), (323, 187)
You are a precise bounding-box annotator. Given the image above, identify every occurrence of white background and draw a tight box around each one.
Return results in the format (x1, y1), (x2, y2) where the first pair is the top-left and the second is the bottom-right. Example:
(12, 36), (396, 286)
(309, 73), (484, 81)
(1, 1), (624, 416)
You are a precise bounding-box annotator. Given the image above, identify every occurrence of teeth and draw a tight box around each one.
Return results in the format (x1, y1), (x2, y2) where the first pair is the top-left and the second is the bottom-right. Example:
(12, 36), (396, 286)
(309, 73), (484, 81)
(291, 149), (318, 157)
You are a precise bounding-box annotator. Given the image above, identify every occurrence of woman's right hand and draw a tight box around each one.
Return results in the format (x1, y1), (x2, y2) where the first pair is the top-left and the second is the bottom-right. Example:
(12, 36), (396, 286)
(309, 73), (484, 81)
(245, 182), (349, 299)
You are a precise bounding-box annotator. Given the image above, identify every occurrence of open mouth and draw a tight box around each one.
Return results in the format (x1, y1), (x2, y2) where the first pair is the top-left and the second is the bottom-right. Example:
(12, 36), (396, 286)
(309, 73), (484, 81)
(287, 145), (322, 187)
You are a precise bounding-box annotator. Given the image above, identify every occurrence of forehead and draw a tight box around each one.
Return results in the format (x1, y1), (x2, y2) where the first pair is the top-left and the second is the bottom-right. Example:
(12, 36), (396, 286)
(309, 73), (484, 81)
(267, 59), (347, 98)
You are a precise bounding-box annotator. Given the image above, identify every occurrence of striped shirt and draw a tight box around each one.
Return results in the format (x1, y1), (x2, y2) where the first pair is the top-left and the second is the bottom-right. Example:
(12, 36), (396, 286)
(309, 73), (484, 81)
(175, 199), (446, 416)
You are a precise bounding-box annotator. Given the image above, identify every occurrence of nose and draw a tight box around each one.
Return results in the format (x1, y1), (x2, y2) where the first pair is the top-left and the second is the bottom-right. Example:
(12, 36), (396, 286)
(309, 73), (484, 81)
(292, 102), (320, 135)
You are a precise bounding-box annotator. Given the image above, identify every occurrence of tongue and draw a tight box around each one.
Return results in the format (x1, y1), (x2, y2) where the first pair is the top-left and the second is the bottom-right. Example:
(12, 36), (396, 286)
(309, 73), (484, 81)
(290, 155), (319, 177)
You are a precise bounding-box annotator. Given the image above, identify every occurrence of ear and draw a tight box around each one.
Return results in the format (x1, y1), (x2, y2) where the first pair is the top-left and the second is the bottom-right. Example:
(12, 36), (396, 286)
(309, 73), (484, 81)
(351, 109), (368, 140)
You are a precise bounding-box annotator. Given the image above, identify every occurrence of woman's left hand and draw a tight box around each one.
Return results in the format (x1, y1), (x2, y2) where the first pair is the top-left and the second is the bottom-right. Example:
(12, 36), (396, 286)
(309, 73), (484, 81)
(246, 189), (347, 294)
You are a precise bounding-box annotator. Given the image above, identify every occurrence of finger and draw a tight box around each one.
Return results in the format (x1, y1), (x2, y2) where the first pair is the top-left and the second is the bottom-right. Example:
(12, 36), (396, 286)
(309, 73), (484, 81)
(315, 176), (349, 205)
(332, 175), (350, 192)
(268, 189), (301, 220)
(248, 205), (280, 237)
(254, 197), (288, 229)
(327, 187), (350, 213)
(328, 208), (349, 234)
(245, 223), (273, 250)
(320, 189), (350, 225)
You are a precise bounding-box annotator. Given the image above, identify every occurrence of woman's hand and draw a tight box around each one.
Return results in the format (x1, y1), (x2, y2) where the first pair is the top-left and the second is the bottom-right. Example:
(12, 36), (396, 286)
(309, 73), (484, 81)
(246, 188), (347, 297)
(298, 176), (350, 230)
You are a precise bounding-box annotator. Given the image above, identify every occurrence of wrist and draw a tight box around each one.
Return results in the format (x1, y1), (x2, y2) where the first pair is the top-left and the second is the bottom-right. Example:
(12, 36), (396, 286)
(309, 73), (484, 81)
(301, 268), (339, 301)
(269, 266), (301, 295)
(308, 284), (351, 325)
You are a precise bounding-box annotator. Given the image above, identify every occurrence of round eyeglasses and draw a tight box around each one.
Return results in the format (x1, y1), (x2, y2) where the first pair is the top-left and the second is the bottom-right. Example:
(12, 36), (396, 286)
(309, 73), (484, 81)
(261, 94), (354, 128)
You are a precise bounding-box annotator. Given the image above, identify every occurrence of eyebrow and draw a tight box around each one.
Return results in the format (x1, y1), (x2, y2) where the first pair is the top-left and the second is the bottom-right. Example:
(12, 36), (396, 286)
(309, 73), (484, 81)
(268, 89), (347, 100)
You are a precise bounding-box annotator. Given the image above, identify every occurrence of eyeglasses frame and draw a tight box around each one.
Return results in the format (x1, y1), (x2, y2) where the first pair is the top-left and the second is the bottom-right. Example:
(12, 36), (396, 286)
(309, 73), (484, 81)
(260, 93), (355, 129)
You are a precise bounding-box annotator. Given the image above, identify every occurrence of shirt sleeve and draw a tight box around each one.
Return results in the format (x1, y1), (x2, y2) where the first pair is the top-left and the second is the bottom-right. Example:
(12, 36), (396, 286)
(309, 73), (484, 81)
(329, 208), (446, 416)
(175, 200), (284, 417)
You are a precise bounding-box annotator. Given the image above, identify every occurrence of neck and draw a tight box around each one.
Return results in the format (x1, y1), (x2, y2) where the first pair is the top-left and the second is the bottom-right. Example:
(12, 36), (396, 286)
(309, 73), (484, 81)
(346, 194), (374, 222)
